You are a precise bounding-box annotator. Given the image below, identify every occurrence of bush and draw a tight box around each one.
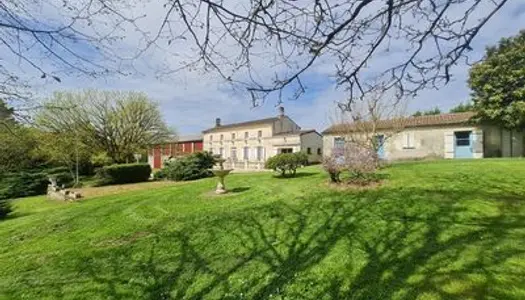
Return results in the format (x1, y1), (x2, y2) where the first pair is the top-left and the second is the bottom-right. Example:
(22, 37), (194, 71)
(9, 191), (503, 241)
(95, 163), (151, 185)
(153, 169), (166, 180)
(295, 151), (309, 166)
(323, 142), (380, 185)
(162, 152), (215, 181)
(322, 154), (345, 183)
(265, 152), (308, 177)
(0, 198), (10, 219)
(344, 143), (378, 178)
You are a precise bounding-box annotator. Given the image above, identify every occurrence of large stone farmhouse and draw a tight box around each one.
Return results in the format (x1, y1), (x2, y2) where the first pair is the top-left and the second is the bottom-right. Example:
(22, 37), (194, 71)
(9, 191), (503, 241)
(202, 107), (323, 170)
(322, 112), (524, 160)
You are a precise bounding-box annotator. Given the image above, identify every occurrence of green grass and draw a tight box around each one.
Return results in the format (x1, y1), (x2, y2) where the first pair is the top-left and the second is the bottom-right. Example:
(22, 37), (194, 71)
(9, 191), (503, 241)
(1, 159), (525, 299)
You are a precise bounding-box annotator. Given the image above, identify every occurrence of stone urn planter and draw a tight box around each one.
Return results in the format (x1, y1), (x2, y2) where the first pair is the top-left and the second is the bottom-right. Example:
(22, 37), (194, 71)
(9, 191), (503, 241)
(210, 157), (233, 194)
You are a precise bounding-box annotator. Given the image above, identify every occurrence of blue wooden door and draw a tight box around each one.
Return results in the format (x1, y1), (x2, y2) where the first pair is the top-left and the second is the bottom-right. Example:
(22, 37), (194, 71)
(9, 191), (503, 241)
(375, 135), (385, 159)
(454, 131), (473, 158)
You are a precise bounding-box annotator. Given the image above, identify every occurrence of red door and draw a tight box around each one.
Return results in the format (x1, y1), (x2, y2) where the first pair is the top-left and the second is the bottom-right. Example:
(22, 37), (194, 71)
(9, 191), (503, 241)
(183, 142), (192, 153)
(194, 141), (203, 151)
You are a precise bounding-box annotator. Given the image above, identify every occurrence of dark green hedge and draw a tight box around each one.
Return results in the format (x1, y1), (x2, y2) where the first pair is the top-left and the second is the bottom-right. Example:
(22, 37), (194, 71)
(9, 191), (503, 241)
(0, 172), (49, 200)
(95, 163), (151, 185)
(0, 172), (50, 219)
(161, 152), (215, 181)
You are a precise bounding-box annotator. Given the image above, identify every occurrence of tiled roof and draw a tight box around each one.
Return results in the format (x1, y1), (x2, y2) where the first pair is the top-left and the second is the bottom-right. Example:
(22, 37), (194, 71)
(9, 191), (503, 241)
(163, 134), (203, 143)
(273, 129), (320, 136)
(322, 112), (476, 134)
(176, 134), (203, 142)
(202, 117), (279, 133)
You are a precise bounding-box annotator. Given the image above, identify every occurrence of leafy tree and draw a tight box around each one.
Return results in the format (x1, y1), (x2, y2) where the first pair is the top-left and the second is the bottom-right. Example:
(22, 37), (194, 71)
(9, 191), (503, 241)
(0, 99), (15, 124)
(469, 30), (525, 129)
(36, 90), (171, 163)
(412, 107), (441, 117)
(0, 126), (45, 174)
(36, 131), (94, 182)
(449, 102), (475, 113)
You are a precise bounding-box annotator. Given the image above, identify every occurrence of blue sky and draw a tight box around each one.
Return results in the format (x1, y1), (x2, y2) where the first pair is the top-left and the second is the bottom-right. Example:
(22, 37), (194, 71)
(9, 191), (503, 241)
(9, 1), (525, 135)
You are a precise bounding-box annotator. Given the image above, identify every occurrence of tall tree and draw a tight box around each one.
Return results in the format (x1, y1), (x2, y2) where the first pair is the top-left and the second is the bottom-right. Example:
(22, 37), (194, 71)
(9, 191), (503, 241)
(36, 90), (171, 163)
(0, 99), (14, 124)
(449, 102), (475, 113)
(0, 1), (511, 110)
(469, 30), (525, 129)
(412, 107), (441, 117)
(0, 126), (45, 174)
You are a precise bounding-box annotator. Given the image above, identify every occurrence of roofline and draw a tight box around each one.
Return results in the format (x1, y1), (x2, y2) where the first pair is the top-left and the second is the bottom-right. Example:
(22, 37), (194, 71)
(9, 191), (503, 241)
(322, 112), (476, 134)
(300, 130), (322, 137)
(202, 117), (279, 133)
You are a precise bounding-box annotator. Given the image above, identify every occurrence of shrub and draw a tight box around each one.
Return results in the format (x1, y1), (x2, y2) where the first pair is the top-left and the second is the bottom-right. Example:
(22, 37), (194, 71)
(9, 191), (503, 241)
(0, 198), (10, 219)
(162, 152), (215, 181)
(95, 163), (151, 185)
(91, 152), (113, 168)
(153, 169), (166, 180)
(265, 152), (308, 177)
(295, 151), (309, 166)
(344, 142), (378, 178)
(322, 154), (345, 183)
(323, 142), (381, 185)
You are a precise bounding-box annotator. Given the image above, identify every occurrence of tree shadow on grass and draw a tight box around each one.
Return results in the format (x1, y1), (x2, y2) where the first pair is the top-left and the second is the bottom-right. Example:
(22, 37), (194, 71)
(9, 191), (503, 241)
(272, 172), (318, 179)
(14, 185), (525, 299)
(229, 187), (250, 193)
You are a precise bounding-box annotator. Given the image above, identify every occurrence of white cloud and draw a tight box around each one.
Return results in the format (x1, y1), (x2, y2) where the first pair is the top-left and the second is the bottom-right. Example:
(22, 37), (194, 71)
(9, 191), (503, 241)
(6, 1), (525, 134)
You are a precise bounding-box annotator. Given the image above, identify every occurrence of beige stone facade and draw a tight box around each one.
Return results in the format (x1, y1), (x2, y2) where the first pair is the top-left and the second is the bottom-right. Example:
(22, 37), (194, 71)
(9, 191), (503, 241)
(202, 110), (322, 169)
(323, 113), (525, 160)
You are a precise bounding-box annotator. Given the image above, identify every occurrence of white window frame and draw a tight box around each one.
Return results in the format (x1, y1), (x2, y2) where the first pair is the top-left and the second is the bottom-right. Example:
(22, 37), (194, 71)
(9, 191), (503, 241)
(243, 146), (249, 160)
(403, 132), (415, 149)
(231, 147), (237, 161)
(256, 146), (264, 161)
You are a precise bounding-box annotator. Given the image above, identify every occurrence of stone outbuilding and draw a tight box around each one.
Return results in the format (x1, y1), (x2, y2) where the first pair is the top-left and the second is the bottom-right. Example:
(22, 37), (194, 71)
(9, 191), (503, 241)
(322, 112), (524, 160)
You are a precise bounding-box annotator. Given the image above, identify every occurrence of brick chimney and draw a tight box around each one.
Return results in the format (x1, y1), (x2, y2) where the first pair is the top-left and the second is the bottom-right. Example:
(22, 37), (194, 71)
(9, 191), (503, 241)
(215, 118), (221, 127)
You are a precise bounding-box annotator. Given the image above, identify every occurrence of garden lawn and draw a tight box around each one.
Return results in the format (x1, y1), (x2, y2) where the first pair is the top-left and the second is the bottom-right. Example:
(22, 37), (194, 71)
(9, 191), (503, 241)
(1, 159), (525, 299)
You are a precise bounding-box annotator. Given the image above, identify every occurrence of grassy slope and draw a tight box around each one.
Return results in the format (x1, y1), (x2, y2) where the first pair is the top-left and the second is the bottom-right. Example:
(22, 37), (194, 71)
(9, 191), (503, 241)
(1, 160), (525, 299)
